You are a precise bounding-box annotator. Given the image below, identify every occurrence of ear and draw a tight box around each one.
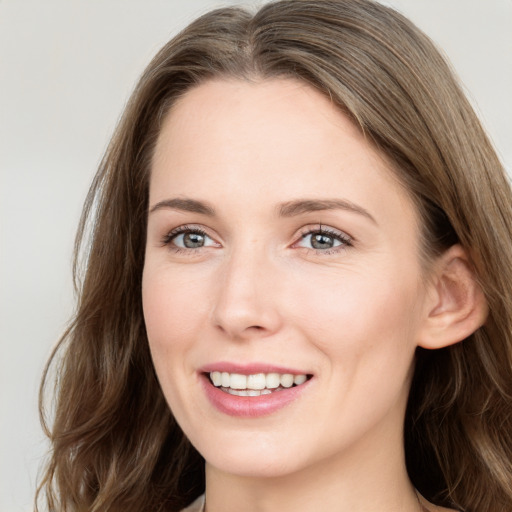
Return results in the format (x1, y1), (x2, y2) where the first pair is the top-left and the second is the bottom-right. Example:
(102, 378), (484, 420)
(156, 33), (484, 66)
(418, 245), (488, 349)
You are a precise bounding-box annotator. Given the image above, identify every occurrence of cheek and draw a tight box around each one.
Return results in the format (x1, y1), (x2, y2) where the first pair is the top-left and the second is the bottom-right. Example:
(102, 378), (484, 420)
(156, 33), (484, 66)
(142, 266), (210, 357)
(286, 262), (423, 365)
(142, 264), (216, 422)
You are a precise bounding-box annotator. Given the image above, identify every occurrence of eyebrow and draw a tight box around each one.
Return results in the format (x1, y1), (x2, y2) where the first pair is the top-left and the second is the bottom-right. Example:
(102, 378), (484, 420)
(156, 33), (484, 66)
(149, 198), (215, 216)
(278, 199), (376, 224)
(149, 197), (376, 224)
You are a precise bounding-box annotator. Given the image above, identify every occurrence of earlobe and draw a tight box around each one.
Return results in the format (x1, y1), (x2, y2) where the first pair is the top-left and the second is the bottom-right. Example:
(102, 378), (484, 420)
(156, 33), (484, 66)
(418, 245), (488, 350)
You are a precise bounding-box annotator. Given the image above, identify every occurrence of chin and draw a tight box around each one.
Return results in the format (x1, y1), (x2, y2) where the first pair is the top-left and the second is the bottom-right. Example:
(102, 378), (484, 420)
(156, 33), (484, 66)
(205, 454), (304, 479)
(193, 429), (308, 479)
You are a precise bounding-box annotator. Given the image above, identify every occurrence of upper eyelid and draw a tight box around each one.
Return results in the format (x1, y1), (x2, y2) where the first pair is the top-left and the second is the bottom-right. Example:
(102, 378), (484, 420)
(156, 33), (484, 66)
(296, 224), (353, 241)
(158, 223), (353, 246)
(166, 224), (215, 237)
(171, 225), (215, 237)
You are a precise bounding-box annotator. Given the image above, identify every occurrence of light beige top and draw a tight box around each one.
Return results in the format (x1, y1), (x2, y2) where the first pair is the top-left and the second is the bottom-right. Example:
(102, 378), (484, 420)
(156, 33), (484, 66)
(181, 494), (205, 512)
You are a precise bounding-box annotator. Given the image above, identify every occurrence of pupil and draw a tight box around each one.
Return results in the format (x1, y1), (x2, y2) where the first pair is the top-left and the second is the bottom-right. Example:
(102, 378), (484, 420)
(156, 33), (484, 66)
(311, 233), (334, 249)
(184, 232), (204, 248)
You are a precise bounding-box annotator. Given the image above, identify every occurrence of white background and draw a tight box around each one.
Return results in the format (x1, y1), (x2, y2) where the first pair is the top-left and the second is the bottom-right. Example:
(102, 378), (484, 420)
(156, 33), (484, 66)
(1, 1), (510, 510)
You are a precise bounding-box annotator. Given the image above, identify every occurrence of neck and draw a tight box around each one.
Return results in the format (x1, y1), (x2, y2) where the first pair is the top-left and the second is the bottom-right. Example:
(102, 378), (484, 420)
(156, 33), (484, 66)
(204, 431), (422, 512)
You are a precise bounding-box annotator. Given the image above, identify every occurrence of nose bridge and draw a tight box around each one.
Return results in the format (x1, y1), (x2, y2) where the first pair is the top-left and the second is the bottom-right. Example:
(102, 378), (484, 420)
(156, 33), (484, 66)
(212, 240), (281, 339)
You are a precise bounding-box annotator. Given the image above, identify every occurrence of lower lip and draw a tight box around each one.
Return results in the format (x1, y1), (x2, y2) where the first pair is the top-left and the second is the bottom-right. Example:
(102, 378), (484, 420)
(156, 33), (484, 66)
(201, 375), (312, 417)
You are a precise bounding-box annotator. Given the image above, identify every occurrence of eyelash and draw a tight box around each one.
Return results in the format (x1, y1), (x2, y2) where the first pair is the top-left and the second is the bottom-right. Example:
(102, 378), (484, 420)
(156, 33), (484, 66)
(295, 225), (353, 255)
(160, 224), (353, 255)
(160, 224), (213, 254)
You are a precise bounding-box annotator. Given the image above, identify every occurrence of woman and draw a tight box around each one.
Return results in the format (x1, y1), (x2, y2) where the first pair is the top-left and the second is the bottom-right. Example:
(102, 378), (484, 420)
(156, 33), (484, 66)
(38, 1), (512, 511)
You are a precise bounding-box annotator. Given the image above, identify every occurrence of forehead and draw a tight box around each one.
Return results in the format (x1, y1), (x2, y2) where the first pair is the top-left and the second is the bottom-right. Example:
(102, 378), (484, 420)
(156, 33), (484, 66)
(150, 78), (417, 232)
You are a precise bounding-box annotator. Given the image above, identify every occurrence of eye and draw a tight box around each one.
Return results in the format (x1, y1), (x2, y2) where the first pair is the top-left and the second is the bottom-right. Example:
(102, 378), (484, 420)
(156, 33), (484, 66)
(162, 226), (219, 250)
(296, 226), (352, 252)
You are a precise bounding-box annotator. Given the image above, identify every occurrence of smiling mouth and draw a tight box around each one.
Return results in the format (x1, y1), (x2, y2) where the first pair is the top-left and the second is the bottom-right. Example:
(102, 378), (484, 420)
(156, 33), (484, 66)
(207, 371), (312, 396)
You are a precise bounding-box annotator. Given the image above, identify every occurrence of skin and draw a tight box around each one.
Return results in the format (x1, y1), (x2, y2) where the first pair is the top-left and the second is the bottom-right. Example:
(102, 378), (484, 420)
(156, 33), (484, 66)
(143, 79), (460, 512)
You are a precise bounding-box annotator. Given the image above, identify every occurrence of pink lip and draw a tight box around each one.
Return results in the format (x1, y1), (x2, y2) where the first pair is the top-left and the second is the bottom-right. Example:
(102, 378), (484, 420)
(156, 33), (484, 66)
(199, 363), (313, 418)
(199, 362), (308, 375)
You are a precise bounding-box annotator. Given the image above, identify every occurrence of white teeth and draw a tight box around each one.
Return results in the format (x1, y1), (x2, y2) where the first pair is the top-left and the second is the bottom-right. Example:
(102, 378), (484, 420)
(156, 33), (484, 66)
(227, 388), (272, 397)
(280, 374), (294, 388)
(230, 373), (247, 390)
(210, 371), (222, 387)
(247, 373), (266, 390)
(209, 371), (309, 391)
(294, 374), (307, 385)
(266, 373), (280, 389)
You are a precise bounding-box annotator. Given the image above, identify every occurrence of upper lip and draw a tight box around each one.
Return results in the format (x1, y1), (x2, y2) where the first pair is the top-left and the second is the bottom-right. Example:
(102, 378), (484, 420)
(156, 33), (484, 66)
(199, 362), (311, 375)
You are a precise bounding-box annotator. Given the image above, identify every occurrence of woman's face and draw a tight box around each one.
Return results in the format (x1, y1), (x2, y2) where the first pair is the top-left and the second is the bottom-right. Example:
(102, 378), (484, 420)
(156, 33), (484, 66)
(143, 79), (430, 478)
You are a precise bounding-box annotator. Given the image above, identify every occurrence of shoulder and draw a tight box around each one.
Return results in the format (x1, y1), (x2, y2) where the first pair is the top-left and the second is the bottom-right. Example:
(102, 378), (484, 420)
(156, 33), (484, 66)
(180, 494), (205, 512)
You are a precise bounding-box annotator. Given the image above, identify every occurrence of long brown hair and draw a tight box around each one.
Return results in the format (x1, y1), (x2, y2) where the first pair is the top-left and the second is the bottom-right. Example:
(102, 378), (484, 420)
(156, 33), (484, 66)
(38, 1), (512, 510)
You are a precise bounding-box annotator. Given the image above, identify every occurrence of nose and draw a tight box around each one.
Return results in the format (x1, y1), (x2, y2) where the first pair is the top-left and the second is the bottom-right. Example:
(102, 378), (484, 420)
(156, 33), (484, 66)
(212, 247), (282, 340)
